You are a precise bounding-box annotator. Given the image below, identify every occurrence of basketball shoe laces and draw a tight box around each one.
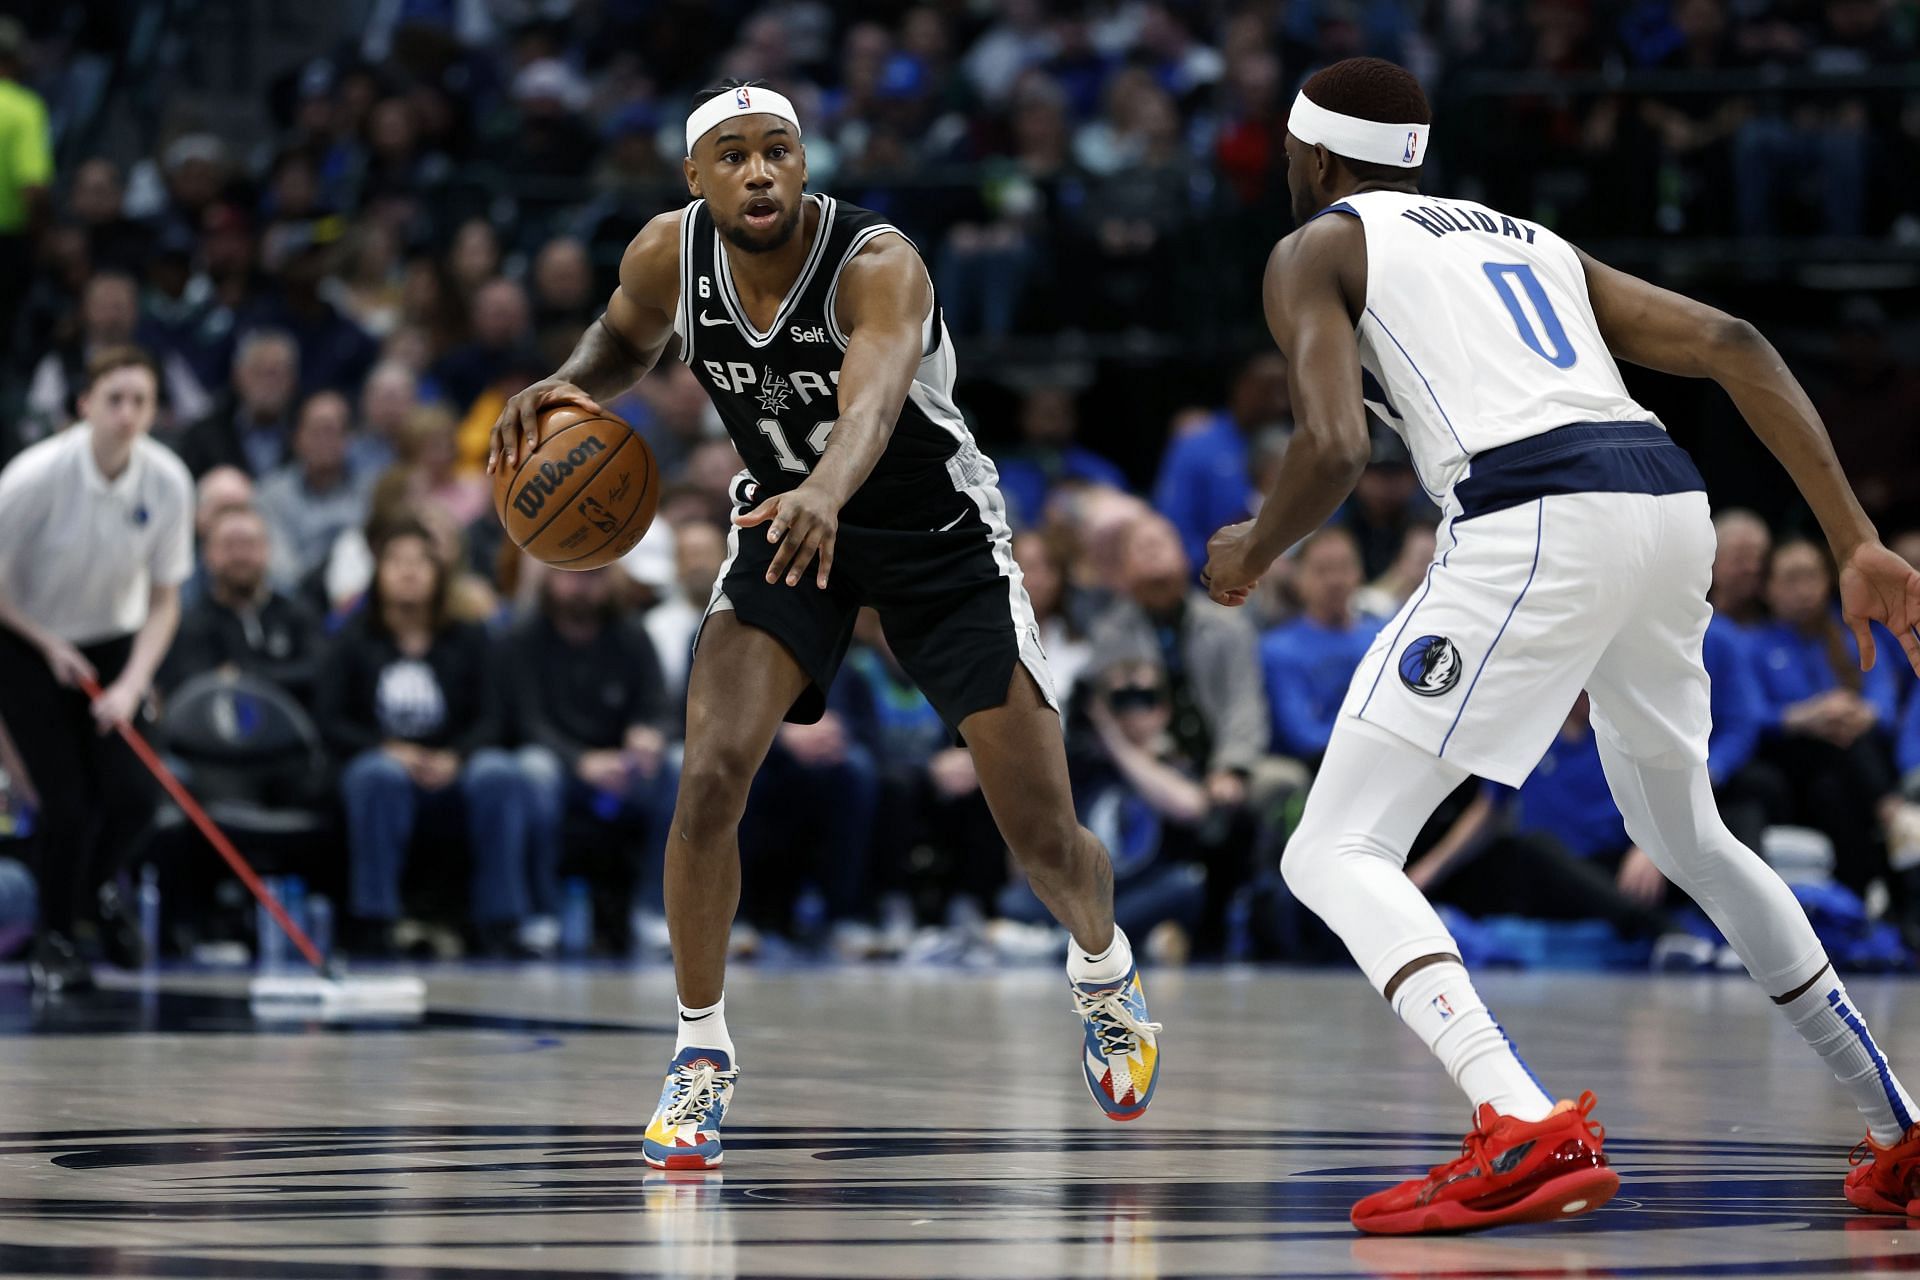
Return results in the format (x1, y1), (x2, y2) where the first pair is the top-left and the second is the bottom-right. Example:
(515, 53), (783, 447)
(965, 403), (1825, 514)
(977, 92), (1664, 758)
(1423, 1092), (1605, 1195)
(661, 1061), (737, 1128)
(1072, 985), (1164, 1058)
(1850, 1130), (1920, 1192)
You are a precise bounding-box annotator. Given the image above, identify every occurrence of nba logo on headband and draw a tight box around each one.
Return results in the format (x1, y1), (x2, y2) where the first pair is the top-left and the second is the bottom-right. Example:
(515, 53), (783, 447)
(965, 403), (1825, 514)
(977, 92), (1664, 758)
(1404, 131), (1419, 164)
(734, 87), (751, 110)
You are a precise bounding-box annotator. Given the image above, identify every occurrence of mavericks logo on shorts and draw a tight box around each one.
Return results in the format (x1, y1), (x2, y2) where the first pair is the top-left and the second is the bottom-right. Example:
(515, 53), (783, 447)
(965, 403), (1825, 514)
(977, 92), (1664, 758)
(1399, 635), (1462, 697)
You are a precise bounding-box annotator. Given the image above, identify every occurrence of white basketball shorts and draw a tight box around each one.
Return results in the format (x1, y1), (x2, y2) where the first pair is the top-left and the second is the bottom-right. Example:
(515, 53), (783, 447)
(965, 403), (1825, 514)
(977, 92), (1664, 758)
(1339, 488), (1716, 786)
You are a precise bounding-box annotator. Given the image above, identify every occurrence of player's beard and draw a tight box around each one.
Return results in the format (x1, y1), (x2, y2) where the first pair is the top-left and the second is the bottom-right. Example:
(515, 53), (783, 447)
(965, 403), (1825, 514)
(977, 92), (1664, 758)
(1289, 177), (1317, 228)
(718, 200), (804, 255)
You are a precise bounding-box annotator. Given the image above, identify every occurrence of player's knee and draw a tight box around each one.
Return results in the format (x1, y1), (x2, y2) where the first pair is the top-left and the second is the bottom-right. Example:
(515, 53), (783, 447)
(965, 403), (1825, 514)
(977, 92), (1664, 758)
(1278, 834), (1324, 906)
(1007, 813), (1083, 879)
(676, 744), (757, 831)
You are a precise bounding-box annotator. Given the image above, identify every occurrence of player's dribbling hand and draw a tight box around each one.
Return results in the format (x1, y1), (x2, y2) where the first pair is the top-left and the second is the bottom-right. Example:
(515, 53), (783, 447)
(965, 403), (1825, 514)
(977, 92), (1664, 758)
(38, 636), (97, 689)
(1201, 520), (1268, 607)
(486, 380), (606, 474)
(88, 679), (142, 735)
(736, 485), (839, 590)
(1838, 540), (1920, 679)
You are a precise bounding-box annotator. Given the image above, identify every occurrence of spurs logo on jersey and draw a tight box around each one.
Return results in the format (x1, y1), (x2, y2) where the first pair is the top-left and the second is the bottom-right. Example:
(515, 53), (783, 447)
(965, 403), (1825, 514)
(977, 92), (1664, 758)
(672, 193), (976, 529)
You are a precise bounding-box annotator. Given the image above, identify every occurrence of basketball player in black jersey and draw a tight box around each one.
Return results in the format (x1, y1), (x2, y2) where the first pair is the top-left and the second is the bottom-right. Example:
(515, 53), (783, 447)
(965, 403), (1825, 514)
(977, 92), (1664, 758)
(488, 81), (1162, 1168)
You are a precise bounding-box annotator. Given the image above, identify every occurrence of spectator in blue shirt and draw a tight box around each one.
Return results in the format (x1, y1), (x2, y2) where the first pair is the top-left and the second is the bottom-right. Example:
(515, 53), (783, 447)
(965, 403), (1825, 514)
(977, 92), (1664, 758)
(1261, 527), (1381, 763)
(995, 386), (1128, 529)
(1750, 537), (1917, 891)
(1703, 609), (1784, 854)
(1152, 353), (1290, 573)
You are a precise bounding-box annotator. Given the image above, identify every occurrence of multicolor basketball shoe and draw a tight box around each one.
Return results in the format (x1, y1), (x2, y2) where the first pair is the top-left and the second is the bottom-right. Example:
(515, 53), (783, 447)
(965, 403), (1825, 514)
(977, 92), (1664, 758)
(1351, 1092), (1618, 1235)
(643, 1047), (738, 1170)
(1071, 966), (1162, 1121)
(1845, 1124), (1920, 1214)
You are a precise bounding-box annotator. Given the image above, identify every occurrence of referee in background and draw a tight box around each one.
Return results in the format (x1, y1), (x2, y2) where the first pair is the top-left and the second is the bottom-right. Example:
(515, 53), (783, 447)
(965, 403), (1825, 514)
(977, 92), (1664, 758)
(0, 347), (193, 992)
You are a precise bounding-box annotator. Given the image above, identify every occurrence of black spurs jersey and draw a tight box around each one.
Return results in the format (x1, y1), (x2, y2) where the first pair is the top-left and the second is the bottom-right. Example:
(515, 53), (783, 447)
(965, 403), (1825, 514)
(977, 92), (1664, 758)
(671, 194), (996, 529)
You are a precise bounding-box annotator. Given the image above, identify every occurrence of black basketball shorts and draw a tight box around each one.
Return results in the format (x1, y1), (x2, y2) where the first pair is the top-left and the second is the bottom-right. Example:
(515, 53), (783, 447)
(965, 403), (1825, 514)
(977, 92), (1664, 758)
(698, 474), (1057, 728)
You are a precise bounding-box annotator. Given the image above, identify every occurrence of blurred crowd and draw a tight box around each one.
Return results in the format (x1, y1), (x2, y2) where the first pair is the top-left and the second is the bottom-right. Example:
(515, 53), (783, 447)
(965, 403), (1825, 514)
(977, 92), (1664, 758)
(0, 2), (1918, 969)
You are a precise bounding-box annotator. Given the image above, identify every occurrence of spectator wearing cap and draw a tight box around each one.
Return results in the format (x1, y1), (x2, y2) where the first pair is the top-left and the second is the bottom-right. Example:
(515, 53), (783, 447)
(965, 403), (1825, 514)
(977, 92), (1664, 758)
(995, 387), (1128, 529)
(0, 347), (194, 994)
(255, 390), (375, 591)
(153, 133), (231, 231)
(26, 272), (210, 437)
(1261, 527), (1382, 765)
(1152, 354), (1291, 574)
(0, 17), (50, 344)
(159, 506), (323, 705)
(502, 60), (601, 227)
(174, 329), (300, 478)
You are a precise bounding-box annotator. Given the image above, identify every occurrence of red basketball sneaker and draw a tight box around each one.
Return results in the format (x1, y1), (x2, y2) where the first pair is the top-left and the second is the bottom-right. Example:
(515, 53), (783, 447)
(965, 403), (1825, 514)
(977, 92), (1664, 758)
(1844, 1125), (1920, 1214)
(1351, 1092), (1619, 1235)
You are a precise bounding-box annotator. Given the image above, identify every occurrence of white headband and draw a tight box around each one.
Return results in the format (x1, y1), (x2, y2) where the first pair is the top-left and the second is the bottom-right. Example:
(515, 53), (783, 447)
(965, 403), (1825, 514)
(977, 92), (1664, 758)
(1287, 91), (1428, 168)
(685, 85), (802, 157)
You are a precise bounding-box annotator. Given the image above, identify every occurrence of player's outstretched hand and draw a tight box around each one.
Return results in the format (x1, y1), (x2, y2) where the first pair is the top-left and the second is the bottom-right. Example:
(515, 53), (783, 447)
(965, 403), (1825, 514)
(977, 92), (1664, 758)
(1201, 520), (1269, 608)
(737, 485), (839, 590)
(1838, 540), (1920, 678)
(486, 379), (606, 474)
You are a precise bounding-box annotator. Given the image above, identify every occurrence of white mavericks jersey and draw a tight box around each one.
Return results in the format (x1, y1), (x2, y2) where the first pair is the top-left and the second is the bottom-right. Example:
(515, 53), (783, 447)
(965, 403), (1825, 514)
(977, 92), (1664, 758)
(1331, 189), (1659, 507)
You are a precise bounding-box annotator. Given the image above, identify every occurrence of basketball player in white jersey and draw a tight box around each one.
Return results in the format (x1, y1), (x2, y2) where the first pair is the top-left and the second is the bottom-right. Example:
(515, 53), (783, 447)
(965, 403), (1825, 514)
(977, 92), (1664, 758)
(1203, 57), (1920, 1235)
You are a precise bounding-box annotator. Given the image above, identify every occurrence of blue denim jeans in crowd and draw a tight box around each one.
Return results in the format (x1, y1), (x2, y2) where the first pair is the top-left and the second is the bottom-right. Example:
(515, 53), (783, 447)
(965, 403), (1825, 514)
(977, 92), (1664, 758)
(341, 747), (532, 926)
(516, 744), (680, 918)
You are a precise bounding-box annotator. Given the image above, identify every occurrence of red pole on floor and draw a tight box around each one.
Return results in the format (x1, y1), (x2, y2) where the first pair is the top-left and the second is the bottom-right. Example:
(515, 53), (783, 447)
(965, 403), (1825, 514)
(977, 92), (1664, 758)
(79, 676), (329, 975)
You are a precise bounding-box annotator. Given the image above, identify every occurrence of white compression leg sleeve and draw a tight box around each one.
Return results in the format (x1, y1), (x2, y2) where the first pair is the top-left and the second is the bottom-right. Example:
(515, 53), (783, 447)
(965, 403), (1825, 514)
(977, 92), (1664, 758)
(1592, 737), (1825, 991)
(1281, 717), (1471, 993)
(1282, 718), (1556, 1119)
(1596, 738), (1917, 1143)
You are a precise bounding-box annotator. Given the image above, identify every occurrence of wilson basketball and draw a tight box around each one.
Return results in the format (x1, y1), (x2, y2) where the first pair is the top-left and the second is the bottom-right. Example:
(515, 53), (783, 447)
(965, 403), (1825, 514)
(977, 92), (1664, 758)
(492, 404), (660, 570)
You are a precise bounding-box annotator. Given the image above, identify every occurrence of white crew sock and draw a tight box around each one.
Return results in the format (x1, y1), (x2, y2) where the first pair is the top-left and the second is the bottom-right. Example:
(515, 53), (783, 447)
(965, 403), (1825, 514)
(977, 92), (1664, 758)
(1782, 974), (1915, 1146)
(676, 995), (735, 1061)
(1067, 927), (1134, 985)
(1393, 962), (1554, 1122)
